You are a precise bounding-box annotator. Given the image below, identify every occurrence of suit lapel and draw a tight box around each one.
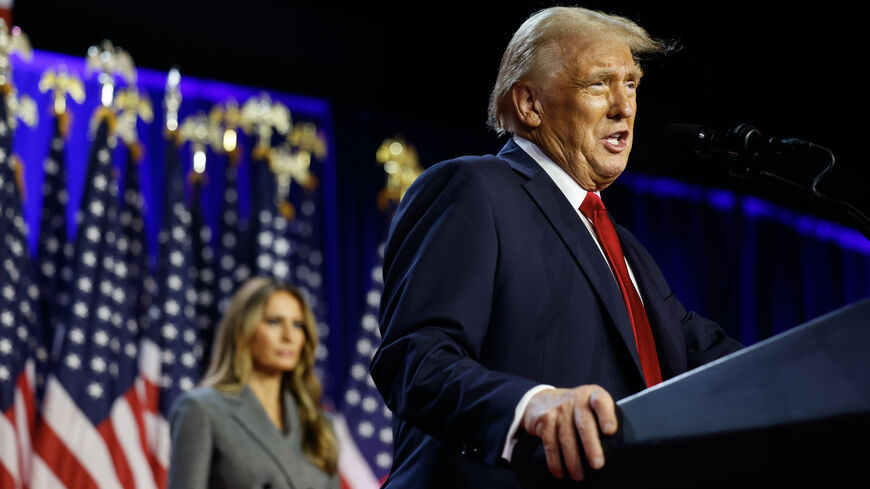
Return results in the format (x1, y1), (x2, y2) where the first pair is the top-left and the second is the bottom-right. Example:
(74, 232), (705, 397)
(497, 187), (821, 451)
(224, 386), (300, 489)
(498, 140), (644, 378)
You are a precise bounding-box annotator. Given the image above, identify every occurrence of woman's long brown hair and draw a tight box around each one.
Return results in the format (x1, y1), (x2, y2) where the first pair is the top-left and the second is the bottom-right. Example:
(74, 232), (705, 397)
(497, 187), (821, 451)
(202, 276), (338, 474)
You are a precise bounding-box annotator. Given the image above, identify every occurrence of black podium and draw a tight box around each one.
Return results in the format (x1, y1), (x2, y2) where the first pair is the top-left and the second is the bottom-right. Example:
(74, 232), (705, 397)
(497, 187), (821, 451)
(585, 298), (870, 487)
(512, 299), (870, 487)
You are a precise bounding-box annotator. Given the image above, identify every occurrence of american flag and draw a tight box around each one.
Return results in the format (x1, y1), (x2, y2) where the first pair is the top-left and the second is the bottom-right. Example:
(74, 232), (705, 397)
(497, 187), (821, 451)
(31, 112), (159, 489)
(119, 145), (164, 486)
(214, 152), (250, 317)
(119, 147), (154, 351)
(34, 115), (74, 361)
(190, 175), (218, 371)
(287, 189), (330, 388)
(0, 91), (41, 489)
(335, 241), (393, 489)
(337, 137), (420, 488)
(289, 188), (329, 378)
(139, 130), (205, 487)
(250, 156), (294, 282)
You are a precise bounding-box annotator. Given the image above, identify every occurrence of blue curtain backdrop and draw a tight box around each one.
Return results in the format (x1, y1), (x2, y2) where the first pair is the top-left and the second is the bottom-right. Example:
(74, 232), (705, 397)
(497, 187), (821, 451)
(605, 173), (870, 343)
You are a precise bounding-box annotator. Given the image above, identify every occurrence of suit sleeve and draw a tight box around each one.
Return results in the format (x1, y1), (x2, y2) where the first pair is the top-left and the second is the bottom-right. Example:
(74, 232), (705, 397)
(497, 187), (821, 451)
(677, 302), (744, 368)
(371, 160), (539, 466)
(167, 393), (213, 489)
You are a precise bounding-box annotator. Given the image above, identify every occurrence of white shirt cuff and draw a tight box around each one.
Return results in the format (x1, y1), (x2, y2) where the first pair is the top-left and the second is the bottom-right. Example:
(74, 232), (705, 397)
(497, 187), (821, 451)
(500, 384), (555, 462)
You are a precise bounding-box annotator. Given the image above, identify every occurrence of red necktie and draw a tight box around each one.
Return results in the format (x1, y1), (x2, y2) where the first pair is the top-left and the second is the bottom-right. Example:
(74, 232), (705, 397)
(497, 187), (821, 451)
(579, 192), (662, 387)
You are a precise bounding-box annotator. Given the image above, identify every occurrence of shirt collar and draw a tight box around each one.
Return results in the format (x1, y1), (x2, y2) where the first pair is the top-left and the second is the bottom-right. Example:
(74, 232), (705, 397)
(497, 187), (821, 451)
(512, 135), (600, 211)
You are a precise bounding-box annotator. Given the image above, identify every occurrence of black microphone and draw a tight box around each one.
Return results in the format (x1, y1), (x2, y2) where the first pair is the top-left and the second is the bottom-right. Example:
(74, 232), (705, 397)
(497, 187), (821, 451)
(664, 123), (815, 160)
(665, 123), (870, 240)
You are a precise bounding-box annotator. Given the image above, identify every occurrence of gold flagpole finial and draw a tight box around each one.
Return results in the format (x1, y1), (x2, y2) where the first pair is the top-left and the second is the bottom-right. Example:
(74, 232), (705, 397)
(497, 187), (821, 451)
(113, 87), (153, 159)
(86, 40), (136, 107)
(0, 20), (35, 129)
(376, 136), (422, 210)
(269, 120), (326, 218)
(288, 121), (327, 161)
(0, 19), (31, 89)
(0, 21), (34, 202)
(240, 92), (292, 160)
(209, 99), (243, 162)
(180, 110), (223, 179)
(38, 65), (86, 119)
(268, 142), (317, 220)
(4, 85), (37, 130)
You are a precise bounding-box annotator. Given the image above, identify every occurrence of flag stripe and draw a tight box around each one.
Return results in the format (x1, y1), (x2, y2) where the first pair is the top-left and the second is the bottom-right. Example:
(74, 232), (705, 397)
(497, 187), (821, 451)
(111, 389), (158, 489)
(17, 360), (36, 435)
(151, 455), (167, 489)
(0, 406), (21, 489)
(135, 375), (168, 485)
(37, 377), (123, 489)
(143, 411), (170, 469)
(33, 422), (99, 489)
(334, 414), (381, 489)
(123, 387), (151, 469)
(31, 456), (67, 489)
(14, 361), (35, 488)
(13, 390), (31, 489)
(97, 419), (135, 489)
(0, 462), (18, 489)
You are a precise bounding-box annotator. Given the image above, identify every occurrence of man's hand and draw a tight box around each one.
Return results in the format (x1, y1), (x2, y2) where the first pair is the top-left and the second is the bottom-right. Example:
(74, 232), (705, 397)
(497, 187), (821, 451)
(521, 385), (617, 481)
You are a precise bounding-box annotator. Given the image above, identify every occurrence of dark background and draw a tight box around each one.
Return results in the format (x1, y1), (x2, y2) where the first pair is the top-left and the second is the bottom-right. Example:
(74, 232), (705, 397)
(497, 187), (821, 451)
(13, 1), (869, 226)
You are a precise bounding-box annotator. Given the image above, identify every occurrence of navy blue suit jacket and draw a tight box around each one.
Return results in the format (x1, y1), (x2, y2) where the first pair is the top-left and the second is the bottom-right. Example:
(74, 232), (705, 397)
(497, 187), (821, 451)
(370, 140), (742, 488)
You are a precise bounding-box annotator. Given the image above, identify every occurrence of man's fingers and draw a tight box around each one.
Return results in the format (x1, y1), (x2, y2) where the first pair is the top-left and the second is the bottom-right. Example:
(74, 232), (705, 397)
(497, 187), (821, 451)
(557, 409), (585, 481)
(522, 386), (618, 479)
(573, 398), (604, 470)
(536, 414), (565, 479)
(589, 387), (618, 435)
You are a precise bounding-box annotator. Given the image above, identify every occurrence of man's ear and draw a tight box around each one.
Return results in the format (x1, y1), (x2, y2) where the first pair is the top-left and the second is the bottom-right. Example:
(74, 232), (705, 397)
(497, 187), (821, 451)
(511, 82), (542, 130)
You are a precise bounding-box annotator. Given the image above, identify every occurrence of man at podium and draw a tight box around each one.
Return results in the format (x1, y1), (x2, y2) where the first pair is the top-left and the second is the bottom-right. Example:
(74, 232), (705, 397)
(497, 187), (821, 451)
(371, 6), (743, 488)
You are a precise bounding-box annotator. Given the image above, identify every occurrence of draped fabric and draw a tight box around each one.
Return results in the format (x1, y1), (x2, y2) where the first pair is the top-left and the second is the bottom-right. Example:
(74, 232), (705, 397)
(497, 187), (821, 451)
(605, 173), (870, 344)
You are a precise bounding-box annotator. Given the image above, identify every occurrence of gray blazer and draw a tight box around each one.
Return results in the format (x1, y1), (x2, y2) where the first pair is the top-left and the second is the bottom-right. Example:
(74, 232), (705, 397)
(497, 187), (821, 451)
(167, 385), (340, 489)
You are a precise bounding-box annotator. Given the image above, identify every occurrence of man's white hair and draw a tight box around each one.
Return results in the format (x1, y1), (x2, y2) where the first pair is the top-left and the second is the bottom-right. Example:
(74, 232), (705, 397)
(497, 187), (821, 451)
(487, 6), (668, 135)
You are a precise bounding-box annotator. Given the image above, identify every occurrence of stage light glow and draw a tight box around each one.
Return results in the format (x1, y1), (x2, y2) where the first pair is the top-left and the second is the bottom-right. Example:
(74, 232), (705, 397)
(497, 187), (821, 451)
(193, 150), (206, 174)
(223, 129), (237, 152)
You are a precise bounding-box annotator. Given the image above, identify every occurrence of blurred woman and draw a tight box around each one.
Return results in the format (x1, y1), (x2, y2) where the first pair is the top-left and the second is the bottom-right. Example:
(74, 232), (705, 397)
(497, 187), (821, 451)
(167, 277), (339, 489)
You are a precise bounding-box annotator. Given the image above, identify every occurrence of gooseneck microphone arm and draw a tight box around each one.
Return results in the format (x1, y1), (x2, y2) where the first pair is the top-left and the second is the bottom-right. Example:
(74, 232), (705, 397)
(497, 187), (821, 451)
(665, 123), (870, 241)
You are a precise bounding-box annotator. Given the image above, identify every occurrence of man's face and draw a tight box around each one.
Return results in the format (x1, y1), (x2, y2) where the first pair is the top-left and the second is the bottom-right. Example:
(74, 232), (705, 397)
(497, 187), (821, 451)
(530, 38), (641, 191)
